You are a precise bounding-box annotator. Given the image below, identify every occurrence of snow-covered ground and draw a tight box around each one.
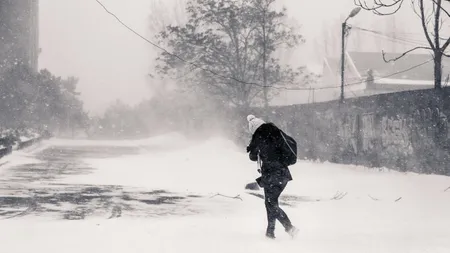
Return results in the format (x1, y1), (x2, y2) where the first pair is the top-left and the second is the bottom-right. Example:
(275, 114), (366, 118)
(0, 149), (41, 172)
(1, 134), (450, 253)
(48, 132), (189, 148)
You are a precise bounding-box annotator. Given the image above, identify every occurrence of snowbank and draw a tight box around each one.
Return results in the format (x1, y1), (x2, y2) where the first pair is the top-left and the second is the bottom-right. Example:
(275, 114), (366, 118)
(19, 136), (33, 142)
(0, 128), (43, 155)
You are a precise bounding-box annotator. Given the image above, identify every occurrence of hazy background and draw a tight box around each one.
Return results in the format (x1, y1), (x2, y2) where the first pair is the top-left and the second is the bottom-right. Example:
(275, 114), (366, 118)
(39, 0), (418, 115)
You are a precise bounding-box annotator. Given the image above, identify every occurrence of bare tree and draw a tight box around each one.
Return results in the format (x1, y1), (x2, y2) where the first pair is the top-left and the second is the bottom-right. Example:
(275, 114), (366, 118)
(155, 0), (307, 111)
(148, 0), (188, 36)
(148, 0), (189, 92)
(251, 0), (303, 115)
(355, 0), (450, 89)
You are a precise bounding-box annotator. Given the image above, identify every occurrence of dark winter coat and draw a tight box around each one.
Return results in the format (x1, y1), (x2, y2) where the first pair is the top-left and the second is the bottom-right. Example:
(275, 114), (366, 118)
(246, 123), (293, 188)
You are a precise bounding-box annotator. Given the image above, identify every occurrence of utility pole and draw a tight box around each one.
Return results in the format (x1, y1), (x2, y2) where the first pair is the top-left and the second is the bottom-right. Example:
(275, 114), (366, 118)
(340, 7), (361, 103)
(340, 22), (346, 103)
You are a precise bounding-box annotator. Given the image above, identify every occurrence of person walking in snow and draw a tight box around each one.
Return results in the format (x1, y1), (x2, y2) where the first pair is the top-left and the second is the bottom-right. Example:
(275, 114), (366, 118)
(246, 115), (298, 239)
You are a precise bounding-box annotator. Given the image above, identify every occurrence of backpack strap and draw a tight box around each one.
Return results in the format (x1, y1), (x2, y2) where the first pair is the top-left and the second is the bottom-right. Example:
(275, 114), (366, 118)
(280, 130), (297, 158)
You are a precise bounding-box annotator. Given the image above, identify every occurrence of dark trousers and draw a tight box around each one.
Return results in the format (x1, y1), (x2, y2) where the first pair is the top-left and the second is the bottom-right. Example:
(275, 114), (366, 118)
(264, 182), (292, 235)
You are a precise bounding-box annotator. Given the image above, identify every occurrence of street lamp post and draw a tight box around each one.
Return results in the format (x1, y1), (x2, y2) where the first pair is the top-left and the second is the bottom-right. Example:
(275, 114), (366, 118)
(340, 7), (361, 103)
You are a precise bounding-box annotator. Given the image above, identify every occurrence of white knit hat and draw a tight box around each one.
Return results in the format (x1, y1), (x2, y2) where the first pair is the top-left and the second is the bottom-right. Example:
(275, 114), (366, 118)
(247, 115), (265, 135)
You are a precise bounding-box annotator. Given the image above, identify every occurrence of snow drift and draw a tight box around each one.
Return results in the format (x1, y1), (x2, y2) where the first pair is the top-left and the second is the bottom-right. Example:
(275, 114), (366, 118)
(1, 133), (450, 253)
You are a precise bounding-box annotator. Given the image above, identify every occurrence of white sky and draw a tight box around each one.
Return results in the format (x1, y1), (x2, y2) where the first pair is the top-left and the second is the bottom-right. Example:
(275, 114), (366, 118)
(38, 0), (421, 115)
(39, 0), (153, 115)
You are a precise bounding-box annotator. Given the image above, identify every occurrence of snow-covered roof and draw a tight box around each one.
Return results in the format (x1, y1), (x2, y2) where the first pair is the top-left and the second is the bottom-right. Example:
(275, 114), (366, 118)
(269, 82), (367, 106)
(347, 51), (446, 80)
(374, 78), (434, 86)
(325, 51), (450, 82)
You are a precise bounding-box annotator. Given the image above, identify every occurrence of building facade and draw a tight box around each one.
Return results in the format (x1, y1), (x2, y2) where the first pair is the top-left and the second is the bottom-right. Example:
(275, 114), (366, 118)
(0, 0), (39, 72)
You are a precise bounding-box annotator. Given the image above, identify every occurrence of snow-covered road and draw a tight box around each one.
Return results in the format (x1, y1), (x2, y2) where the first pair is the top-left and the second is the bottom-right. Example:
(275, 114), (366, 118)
(1, 133), (450, 253)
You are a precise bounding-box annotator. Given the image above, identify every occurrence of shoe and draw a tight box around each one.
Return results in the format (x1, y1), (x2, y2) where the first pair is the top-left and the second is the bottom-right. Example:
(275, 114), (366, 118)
(266, 231), (276, 239)
(286, 226), (299, 239)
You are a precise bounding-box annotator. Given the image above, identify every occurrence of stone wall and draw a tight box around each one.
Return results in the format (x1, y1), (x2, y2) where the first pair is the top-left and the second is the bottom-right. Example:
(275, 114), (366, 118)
(250, 88), (450, 175)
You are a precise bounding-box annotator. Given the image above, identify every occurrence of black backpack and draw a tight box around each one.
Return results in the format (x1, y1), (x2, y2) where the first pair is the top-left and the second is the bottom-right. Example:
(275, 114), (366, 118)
(279, 129), (297, 166)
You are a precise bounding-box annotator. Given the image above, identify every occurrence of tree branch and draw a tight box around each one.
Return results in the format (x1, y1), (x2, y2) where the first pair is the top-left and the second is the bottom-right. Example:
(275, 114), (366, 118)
(210, 193), (243, 201)
(205, 81), (239, 105)
(382, 47), (433, 62)
(368, 195), (402, 202)
(432, 0), (450, 17)
(249, 88), (264, 102)
(420, 0), (437, 50)
(331, 191), (347, 200)
(411, 0), (423, 20)
(441, 37), (450, 51)
(434, 0), (442, 50)
(368, 194), (379, 201)
(354, 0), (404, 15)
(374, 0), (403, 7)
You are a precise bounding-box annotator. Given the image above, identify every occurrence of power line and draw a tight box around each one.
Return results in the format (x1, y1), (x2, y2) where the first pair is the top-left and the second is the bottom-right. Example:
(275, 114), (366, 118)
(95, 0), (174, 60)
(352, 26), (424, 46)
(94, 0), (267, 88)
(352, 26), (428, 47)
(94, 0), (434, 93)
(286, 59), (433, 91)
